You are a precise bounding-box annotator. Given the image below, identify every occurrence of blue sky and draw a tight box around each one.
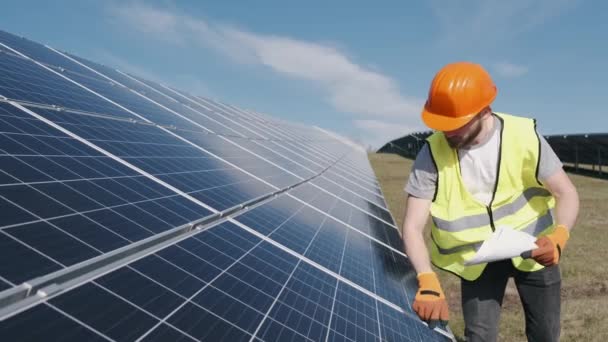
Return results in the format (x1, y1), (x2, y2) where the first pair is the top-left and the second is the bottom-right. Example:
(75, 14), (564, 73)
(1, 0), (606, 148)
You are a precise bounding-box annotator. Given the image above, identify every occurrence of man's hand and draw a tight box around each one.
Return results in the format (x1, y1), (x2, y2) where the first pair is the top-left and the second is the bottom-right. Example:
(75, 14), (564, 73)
(531, 225), (570, 266)
(412, 272), (449, 327)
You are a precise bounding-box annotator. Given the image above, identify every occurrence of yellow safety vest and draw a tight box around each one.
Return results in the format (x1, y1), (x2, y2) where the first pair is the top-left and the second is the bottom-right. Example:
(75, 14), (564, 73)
(426, 112), (556, 281)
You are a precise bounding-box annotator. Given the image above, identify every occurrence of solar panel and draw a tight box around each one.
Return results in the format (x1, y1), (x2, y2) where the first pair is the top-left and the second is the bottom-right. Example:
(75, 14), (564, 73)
(0, 29), (454, 341)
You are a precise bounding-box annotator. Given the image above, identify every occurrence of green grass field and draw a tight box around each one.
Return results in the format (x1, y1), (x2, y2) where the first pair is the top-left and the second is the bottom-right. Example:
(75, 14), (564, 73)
(368, 152), (608, 342)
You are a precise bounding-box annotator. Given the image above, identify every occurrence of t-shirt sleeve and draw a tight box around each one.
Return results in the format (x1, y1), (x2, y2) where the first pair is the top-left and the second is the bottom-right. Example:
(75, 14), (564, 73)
(404, 143), (438, 199)
(537, 135), (564, 182)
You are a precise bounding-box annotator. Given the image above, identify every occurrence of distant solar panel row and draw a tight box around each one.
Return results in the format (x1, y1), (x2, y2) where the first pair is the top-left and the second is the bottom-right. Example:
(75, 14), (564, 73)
(0, 29), (453, 341)
(545, 133), (607, 167)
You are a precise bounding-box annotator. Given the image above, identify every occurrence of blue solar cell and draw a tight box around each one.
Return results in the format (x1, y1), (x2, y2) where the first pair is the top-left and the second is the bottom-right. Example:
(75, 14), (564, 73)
(164, 221), (259, 282)
(48, 214), (131, 252)
(309, 175), (346, 196)
(292, 183), (399, 251)
(0, 41), (210, 133)
(329, 282), (378, 342)
(312, 176), (394, 224)
(334, 160), (379, 183)
(232, 191), (416, 313)
(0, 195), (37, 227)
(0, 30), (102, 78)
(0, 103), (219, 284)
(171, 238), (232, 275)
(0, 303), (109, 342)
(266, 207), (326, 254)
(377, 300), (452, 342)
(228, 139), (317, 179)
(84, 209), (156, 241)
(304, 219), (349, 274)
(210, 270), (276, 314)
(14, 157), (77, 181)
(236, 197), (331, 254)
(342, 205), (401, 248)
(371, 246), (414, 311)
(256, 262), (336, 341)
(147, 93), (338, 175)
(0, 232), (62, 284)
(188, 243), (299, 337)
(65, 55), (238, 135)
(96, 266), (184, 318)
(5, 221), (100, 267)
(21, 106), (277, 210)
(0, 135), (33, 154)
(0, 278), (10, 292)
(0, 156), (55, 182)
(175, 130), (302, 189)
(323, 171), (386, 207)
(41, 228), (293, 340)
(238, 241), (299, 281)
(51, 282), (159, 341)
(192, 285), (264, 334)
(139, 323), (195, 342)
(124, 79), (262, 136)
(286, 182), (320, 203)
(340, 232), (376, 293)
(166, 302), (252, 341)
(130, 254), (205, 298)
(0, 50), (135, 119)
(151, 196), (209, 222)
(29, 182), (101, 212)
(335, 158), (379, 182)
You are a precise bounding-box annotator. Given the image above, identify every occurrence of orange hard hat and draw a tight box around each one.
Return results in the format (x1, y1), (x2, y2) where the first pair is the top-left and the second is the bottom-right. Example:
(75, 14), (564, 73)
(421, 62), (497, 131)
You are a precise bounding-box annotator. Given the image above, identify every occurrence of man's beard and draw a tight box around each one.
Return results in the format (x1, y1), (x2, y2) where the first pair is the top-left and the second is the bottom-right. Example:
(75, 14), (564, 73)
(446, 120), (483, 149)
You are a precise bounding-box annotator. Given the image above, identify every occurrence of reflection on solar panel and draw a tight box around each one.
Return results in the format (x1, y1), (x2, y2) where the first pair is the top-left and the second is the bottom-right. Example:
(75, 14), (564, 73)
(0, 29), (454, 341)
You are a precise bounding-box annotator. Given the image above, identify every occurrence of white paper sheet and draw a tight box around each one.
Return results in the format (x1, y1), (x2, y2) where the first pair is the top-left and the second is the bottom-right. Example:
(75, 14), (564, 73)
(464, 225), (538, 266)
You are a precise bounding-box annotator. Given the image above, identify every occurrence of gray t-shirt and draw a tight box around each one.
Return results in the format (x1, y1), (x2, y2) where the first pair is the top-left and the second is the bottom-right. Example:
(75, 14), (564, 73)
(404, 116), (563, 201)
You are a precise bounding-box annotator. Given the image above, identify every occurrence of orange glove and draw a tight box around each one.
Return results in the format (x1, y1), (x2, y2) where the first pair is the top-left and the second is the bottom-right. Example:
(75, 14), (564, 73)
(412, 272), (449, 327)
(531, 225), (570, 266)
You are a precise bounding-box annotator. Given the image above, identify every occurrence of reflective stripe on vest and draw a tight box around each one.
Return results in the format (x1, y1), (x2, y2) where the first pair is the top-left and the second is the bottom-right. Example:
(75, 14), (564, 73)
(432, 187), (552, 232)
(434, 209), (554, 255)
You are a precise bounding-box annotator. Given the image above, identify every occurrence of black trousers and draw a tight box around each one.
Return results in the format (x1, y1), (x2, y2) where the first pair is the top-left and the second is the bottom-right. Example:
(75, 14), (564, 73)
(461, 259), (561, 342)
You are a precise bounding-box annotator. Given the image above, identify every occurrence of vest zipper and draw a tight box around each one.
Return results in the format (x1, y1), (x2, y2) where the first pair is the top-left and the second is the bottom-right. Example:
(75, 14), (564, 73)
(486, 114), (504, 233)
(486, 206), (496, 231)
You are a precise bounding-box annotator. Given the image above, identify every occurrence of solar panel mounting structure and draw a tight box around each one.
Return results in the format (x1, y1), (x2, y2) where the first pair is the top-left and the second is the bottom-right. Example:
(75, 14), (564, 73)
(0, 29), (455, 341)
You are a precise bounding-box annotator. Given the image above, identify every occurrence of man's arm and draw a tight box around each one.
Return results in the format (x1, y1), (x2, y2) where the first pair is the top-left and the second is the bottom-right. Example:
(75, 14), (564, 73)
(402, 195), (434, 273)
(543, 168), (579, 232)
(530, 168), (579, 266)
(402, 194), (449, 325)
(537, 134), (579, 231)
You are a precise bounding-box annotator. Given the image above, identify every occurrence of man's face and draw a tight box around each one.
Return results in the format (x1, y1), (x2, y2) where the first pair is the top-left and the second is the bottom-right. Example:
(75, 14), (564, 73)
(444, 113), (484, 149)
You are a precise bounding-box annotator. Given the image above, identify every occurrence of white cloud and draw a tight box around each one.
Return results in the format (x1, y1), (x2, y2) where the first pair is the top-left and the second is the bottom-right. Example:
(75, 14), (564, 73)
(110, 3), (184, 44)
(429, 0), (579, 48)
(493, 62), (528, 78)
(108, 2), (423, 124)
(354, 119), (426, 150)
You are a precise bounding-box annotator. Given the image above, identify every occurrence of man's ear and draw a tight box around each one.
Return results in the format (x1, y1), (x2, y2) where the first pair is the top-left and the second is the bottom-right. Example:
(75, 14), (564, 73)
(481, 106), (492, 118)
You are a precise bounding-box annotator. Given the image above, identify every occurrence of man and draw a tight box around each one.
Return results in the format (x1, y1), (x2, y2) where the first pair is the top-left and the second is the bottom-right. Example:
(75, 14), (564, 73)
(402, 61), (579, 341)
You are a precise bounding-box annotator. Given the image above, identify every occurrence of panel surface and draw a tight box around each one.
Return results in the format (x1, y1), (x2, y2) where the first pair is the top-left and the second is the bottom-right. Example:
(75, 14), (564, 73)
(0, 29), (453, 341)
